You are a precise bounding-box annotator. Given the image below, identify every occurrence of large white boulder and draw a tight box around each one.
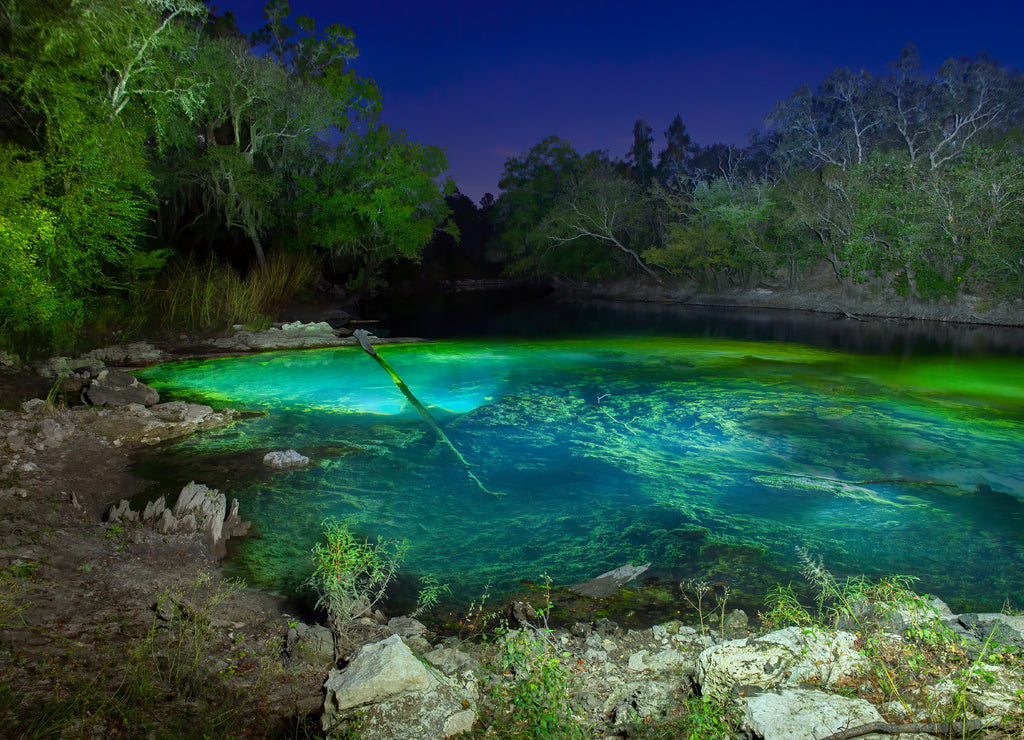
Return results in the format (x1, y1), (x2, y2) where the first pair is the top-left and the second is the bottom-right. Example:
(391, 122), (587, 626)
(742, 687), (883, 740)
(696, 626), (866, 702)
(322, 634), (475, 739)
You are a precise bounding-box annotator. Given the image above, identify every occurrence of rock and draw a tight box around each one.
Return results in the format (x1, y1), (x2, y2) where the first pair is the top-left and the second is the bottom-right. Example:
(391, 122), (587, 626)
(21, 398), (48, 414)
(424, 646), (478, 675)
(604, 680), (686, 732)
(322, 633), (475, 740)
(722, 608), (749, 638)
(388, 616), (428, 639)
(263, 449), (310, 469)
(0, 349), (20, 368)
(106, 499), (138, 523)
(83, 342), (164, 365)
(287, 622), (336, 665)
(170, 481), (250, 558)
(508, 600), (538, 624)
(741, 687), (883, 740)
(106, 482), (250, 558)
(74, 402), (239, 446)
(84, 369), (159, 407)
(695, 627), (866, 702)
(569, 562), (651, 598)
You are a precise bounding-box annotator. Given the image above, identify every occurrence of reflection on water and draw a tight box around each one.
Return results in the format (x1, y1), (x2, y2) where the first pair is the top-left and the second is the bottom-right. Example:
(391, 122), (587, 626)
(135, 321), (1024, 614)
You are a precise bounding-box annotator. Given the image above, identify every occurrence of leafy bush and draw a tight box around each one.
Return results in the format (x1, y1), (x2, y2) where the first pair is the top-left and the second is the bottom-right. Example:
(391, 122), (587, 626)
(306, 519), (407, 643)
(484, 628), (583, 740)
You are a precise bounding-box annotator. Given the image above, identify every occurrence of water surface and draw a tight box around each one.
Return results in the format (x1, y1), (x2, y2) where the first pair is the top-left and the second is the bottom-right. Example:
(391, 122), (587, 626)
(136, 330), (1024, 613)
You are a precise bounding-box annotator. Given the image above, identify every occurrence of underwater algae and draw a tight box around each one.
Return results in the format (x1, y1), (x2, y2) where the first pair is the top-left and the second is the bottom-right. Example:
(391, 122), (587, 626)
(136, 336), (1024, 612)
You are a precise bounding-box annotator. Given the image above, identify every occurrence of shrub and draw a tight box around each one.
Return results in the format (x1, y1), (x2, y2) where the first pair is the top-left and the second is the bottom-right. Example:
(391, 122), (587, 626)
(306, 519), (407, 648)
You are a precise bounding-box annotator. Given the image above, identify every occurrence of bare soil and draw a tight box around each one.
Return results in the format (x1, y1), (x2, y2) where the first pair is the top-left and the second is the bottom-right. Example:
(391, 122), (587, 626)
(0, 366), (326, 737)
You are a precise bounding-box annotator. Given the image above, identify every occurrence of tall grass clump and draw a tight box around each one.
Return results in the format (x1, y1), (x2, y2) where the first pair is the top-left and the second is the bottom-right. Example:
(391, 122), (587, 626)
(154, 250), (319, 332)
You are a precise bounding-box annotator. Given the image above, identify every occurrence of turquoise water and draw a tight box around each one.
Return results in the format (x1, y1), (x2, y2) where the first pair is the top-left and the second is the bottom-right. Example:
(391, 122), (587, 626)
(136, 337), (1024, 612)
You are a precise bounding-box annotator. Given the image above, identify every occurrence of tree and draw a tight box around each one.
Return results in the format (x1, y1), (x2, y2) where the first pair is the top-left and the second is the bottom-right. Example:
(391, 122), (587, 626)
(492, 135), (589, 261)
(532, 160), (663, 282)
(293, 124), (451, 292)
(648, 176), (774, 288)
(628, 117), (656, 187)
(158, 2), (379, 268)
(0, 0), (203, 347)
(656, 114), (696, 186)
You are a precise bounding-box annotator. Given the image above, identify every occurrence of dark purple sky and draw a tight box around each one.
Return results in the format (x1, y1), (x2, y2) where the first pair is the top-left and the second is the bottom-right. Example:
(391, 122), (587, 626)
(221, 1), (1024, 202)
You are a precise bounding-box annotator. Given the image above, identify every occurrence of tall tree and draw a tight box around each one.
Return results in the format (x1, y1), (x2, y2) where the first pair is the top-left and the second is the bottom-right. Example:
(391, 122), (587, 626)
(493, 135), (588, 262)
(533, 160), (663, 282)
(628, 117), (656, 187)
(656, 114), (696, 186)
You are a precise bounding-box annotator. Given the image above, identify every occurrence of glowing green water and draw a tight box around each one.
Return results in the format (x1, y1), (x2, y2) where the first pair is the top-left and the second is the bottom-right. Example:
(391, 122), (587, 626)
(137, 337), (1024, 612)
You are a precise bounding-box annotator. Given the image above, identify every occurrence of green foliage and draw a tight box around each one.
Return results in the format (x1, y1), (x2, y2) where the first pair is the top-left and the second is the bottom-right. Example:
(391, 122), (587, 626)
(521, 161), (660, 281)
(295, 124), (451, 290)
(493, 135), (593, 262)
(0, 0), (454, 349)
(758, 583), (814, 630)
(482, 628), (584, 740)
(306, 518), (408, 637)
(789, 548), (1024, 728)
(632, 695), (738, 740)
(647, 176), (775, 287)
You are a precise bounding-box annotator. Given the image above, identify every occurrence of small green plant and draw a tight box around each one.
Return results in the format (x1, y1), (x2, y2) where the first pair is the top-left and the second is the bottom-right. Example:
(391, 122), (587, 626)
(759, 583), (813, 630)
(633, 694), (738, 739)
(680, 579), (730, 641)
(410, 573), (450, 618)
(485, 627), (584, 739)
(306, 518), (408, 643)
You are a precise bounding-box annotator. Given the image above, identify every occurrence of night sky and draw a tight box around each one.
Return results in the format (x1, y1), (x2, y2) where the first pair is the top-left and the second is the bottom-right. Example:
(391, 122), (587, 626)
(220, 1), (1024, 201)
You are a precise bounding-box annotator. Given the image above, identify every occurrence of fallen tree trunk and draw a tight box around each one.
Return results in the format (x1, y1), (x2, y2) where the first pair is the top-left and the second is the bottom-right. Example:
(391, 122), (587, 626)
(353, 330), (500, 497)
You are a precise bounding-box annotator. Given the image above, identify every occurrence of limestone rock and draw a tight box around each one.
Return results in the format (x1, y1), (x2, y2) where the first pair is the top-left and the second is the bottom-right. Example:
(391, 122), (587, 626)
(741, 687), (883, 740)
(84, 369), (159, 407)
(696, 627), (866, 702)
(263, 449), (310, 469)
(287, 622), (336, 665)
(322, 634), (475, 739)
(105, 482), (250, 558)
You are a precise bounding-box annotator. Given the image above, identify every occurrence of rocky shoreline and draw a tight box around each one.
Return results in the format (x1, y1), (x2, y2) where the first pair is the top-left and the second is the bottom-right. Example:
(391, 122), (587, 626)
(2, 323), (1024, 738)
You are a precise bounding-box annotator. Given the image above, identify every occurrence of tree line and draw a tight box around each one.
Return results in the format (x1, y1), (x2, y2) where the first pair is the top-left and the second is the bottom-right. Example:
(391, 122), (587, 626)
(0, 0), (452, 350)
(490, 46), (1024, 303)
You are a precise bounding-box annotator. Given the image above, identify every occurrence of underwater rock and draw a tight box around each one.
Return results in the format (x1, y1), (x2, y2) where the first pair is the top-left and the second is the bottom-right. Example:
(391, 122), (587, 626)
(569, 562), (651, 599)
(263, 449), (310, 469)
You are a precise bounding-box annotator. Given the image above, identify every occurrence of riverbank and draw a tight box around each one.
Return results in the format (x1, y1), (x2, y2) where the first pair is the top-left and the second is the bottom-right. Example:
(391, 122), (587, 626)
(532, 262), (1024, 328)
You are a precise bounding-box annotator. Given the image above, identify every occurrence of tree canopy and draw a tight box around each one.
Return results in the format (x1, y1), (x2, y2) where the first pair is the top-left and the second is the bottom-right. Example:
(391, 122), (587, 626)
(0, 0), (451, 350)
(489, 46), (1024, 302)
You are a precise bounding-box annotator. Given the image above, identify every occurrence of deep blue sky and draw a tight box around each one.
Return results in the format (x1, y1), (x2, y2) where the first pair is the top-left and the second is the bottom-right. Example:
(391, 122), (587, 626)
(220, 1), (1024, 202)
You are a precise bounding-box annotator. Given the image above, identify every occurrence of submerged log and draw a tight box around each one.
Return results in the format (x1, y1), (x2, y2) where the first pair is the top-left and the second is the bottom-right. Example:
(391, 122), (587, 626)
(353, 330), (500, 496)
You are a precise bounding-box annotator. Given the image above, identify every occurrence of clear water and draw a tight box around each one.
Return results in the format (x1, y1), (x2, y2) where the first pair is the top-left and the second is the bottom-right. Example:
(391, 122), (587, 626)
(136, 335), (1024, 613)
